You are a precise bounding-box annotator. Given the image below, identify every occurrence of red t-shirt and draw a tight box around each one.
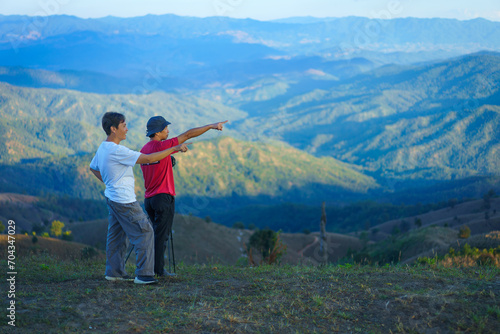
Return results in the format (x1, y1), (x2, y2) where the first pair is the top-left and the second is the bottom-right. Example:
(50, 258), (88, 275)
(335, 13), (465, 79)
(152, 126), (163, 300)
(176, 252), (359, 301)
(140, 137), (179, 198)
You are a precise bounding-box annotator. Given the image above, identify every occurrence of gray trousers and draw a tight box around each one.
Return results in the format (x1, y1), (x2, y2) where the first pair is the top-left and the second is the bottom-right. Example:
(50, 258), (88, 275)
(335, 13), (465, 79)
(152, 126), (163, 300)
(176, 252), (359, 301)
(105, 198), (154, 277)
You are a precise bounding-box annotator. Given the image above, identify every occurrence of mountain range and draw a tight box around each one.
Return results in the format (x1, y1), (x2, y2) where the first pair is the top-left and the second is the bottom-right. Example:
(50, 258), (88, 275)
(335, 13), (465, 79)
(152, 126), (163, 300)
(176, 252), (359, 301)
(230, 52), (500, 181)
(1, 15), (500, 79)
(0, 14), (499, 231)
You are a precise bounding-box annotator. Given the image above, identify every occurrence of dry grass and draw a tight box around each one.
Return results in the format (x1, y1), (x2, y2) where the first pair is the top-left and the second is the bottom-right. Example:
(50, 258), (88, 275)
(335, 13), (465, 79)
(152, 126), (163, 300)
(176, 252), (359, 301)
(0, 234), (103, 260)
(439, 254), (500, 267)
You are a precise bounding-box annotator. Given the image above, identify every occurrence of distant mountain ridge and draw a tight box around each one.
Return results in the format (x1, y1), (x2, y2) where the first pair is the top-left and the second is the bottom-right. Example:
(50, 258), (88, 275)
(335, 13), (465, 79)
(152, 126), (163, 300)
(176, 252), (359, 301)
(0, 55), (377, 94)
(1, 15), (499, 77)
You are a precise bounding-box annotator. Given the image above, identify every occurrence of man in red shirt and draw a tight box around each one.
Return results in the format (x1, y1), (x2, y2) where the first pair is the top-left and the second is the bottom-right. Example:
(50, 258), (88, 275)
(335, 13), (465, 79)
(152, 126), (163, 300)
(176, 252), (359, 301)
(140, 116), (227, 277)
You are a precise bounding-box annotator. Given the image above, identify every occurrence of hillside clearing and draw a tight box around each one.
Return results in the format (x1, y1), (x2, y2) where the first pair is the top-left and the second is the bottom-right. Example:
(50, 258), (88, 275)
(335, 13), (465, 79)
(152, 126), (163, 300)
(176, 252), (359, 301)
(69, 216), (363, 265)
(2, 253), (499, 333)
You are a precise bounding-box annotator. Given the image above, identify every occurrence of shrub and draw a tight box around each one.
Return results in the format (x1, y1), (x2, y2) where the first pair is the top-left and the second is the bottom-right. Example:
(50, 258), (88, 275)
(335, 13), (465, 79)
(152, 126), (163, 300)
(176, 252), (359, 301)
(249, 229), (277, 259)
(32, 224), (45, 235)
(391, 226), (400, 236)
(359, 231), (369, 247)
(232, 222), (245, 229)
(418, 243), (500, 268)
(247, 229), (287, 265)
(62, 231), (73, 241)
(448, 198), (458, 208)
(477, 253), (495, 266)
(400, 220), (410, 233)
(459, 226), (471, 239)
(486, 231), (500, 240)
(483, 190), (495, 209)
(50, 220), (65, 237)
(417, 255), (438, 266)
(81, 247), (99, 260)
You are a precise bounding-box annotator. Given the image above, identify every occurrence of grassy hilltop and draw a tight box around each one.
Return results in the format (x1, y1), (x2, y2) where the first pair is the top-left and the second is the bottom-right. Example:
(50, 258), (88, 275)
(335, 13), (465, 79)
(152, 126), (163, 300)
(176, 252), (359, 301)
(2, 197), (500, 332)
(1, 250), (499, 333)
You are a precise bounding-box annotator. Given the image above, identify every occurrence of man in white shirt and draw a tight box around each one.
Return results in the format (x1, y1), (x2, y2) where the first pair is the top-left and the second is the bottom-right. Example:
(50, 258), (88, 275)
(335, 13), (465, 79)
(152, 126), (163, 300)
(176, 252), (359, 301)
(89, 112), (189, 284)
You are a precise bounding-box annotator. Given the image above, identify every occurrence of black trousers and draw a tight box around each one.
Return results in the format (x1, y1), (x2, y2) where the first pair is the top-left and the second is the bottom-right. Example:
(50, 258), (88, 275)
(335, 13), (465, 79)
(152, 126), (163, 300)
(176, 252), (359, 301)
(144, 193), (175, 275)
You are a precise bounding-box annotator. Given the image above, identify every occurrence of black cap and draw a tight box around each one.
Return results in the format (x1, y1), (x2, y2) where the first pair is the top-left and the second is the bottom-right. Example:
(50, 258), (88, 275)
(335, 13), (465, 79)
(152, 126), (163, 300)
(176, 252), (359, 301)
(146, 116), (170, 137)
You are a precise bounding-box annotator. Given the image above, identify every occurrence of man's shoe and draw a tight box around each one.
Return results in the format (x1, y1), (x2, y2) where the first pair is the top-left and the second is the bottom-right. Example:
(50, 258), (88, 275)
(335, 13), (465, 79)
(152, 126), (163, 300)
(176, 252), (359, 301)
(156, 269), (177, 277)
(105, 275), (134, 281)
(134, 276), (159, 284)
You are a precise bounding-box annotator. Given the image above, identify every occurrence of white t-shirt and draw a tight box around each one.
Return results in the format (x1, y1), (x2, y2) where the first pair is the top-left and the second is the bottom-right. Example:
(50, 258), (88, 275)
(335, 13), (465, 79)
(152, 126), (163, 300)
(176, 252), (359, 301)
(90, 141), (142, 204)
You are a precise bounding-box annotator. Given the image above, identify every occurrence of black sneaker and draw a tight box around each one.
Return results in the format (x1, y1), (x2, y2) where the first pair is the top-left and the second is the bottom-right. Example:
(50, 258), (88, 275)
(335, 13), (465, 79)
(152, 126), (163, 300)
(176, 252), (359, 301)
(134, 276), (159, 284)
(105, 275), (134, 281)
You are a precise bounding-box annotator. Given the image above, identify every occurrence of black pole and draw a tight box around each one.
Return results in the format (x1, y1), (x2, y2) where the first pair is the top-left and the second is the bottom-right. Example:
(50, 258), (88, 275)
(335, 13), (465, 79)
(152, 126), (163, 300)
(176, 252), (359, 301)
(125, 245), (134, 265)
(171, 232), (176, 273)
(166, 237), (171, 273)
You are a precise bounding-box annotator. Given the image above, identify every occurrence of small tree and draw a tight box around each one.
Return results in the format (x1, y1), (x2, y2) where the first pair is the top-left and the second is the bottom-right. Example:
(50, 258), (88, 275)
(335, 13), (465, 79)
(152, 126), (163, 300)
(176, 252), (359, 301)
(248, 229), (277, 259)
(391, 225), (400, 236)
(400, 220), (410, 233)
(414, 218), (422, 228)
(248, 223), (256, 230)
(50, 220), (65, 238)
(448, 198), (458, 209)
(364, 220), (371, 230)
(247, 229), (286, 265)
(81, 247), (99, 260)
(359, 231), (369, 247)
(232, 222), (245, 229)
(483, 190), (496, 210)
(458, 225), (471, 239)
(0, 221), (5, 234)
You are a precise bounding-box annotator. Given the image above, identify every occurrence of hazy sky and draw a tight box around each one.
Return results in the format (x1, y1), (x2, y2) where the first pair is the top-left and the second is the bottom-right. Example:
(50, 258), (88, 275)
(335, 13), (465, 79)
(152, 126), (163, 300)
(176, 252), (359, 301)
(1, 0), (499, 21)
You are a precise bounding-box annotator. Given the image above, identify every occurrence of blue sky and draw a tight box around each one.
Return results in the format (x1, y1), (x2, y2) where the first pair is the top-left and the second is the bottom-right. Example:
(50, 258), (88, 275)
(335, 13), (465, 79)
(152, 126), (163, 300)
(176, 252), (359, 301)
(2, 0), (499, 21)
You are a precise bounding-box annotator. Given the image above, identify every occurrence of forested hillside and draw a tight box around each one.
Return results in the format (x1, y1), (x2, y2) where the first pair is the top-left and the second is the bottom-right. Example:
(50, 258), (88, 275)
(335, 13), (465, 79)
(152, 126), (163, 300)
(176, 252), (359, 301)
(230, 53), (500, 180)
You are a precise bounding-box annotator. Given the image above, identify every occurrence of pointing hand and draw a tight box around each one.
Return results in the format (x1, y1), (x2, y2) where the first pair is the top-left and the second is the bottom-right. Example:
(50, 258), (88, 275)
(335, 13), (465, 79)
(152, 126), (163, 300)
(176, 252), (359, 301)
(179, 142), (191, 153)
(214, 120), (228, 131)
